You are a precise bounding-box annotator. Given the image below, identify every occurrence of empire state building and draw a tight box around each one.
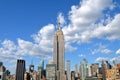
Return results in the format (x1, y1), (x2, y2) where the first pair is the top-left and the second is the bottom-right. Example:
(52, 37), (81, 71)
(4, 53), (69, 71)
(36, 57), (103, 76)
(53, 22), (65, 80)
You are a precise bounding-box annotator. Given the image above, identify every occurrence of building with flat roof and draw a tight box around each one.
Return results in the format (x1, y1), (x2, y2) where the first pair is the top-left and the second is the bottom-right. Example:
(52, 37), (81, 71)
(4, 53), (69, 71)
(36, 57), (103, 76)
(46, 64), (56, 80)
(15, 59), (25, 80)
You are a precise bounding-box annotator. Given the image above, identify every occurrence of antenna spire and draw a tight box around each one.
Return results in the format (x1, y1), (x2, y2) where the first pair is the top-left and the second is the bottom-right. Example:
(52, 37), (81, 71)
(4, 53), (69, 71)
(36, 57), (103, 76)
(57, 18), (61, 30)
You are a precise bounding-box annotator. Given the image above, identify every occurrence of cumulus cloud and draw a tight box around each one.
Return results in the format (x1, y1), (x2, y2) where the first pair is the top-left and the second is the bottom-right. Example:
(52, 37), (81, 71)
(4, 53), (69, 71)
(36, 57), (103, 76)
(91, 43), (111, 54)
(116, 49), (120, 54)
(95, 57), (110, 62)
(57, 13), (66, 27)
(0, 24), (55, 63)
(62, 0), (120, 45)
(95, 56), (120, 62)
(92, 14), (120, 40)
(101, 49), (112, 54)
(0, 40), (18, 63)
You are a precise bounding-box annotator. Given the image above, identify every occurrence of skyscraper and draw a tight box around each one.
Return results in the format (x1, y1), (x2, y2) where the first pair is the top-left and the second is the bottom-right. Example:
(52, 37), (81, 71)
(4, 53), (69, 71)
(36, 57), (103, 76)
(53, 22), (65, 80)
(87, 65), (92, 77)
(101, 61), (107, 80)
(74, 64), (78, 78)
(0, 62), (6, 80)
(91, 63), (99, 77)
(15, 59), (25, 80)
(80, 59), (88, 80)
(66, 60), (71, 80)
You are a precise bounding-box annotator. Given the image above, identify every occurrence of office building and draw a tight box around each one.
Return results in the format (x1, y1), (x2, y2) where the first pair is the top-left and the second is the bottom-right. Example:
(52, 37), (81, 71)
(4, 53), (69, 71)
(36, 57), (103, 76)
(0, 62), (6, 80)
(71, 71), (75, 80)
(91, 63), (99, 77)
(74, 64), (79, 78)
(29, 64), (34, 73)
(87, 65), (92, 77)
(53, 22), (65, 80)
(15, 59), (25, 80)
(66, 60), (71, 80)
(106, 61), (112, 69)
(101, 61), (107, 80)
(46, 64), (56, 80)
(80, 59), (88, 80)
(0, 62), (3, 67)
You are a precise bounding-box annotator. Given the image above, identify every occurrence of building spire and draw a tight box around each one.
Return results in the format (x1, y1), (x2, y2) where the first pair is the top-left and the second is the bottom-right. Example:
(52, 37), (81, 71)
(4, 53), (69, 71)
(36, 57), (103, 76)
(57, 18), (61, 30)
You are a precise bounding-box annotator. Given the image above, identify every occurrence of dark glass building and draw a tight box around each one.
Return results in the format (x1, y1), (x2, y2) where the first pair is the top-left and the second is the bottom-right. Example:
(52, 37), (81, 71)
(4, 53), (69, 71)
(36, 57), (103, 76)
(15, 59), (25, 80)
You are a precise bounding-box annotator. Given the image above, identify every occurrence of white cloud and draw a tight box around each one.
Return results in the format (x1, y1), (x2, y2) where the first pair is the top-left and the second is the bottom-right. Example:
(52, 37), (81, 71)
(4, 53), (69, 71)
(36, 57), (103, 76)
(116, 49), (120, 54)
(92, 14), (120, 40)
(17, 38), (45, 56)
(95, 57), (109, 62)
(31, 24), (55, 54)
(78, 54), (85, 58)
(101, 49), (112, 54)
(62, 0), (117, 45)
(91, 43), (111, 54)
(2, 39), (17, 51)
(57, 13), (66, 26)
(0, 40), (18, 63)
(95, 56), (120, 62)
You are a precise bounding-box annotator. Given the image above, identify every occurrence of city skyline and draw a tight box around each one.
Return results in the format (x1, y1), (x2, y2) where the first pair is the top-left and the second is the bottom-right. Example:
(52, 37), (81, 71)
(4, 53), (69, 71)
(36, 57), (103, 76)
(0, 0), (120, 74)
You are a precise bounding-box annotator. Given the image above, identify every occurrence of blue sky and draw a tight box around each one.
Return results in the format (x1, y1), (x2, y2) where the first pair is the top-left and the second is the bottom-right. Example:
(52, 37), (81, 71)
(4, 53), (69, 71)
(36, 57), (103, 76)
(0, 0), (120, 74)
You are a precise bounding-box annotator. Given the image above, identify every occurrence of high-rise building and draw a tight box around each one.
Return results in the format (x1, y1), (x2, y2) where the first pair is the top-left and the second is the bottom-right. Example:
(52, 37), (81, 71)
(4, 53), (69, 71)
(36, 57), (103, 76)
(38, 60), (45, 80)
(40, 60), (44, 70)
(86, 65), (92, 77)
(71, 71), (75, 80)
(29, 64), (34, 73)
(46, 64), (56, 80)
(0, 62), (3, 67)
(0, 62), (6, 80)
(91, 63), (99, 77)
(101, 61), (107, 80)
(66, 60), (71, 80)
(80, 59), (88, 80)
(106, 61), (112, 69)
(15, 59), (25, 80)
(74, 64), (78, 78)
(53, 22), (65, 80)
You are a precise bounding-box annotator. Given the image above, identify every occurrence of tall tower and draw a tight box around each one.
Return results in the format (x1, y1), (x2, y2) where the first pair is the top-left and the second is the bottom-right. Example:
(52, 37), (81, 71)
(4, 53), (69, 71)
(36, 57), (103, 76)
(53, 22), (65, 80)
(66, 60), (71, 80)
(80, 59), (88, 80)
(15, 59), (25, 80)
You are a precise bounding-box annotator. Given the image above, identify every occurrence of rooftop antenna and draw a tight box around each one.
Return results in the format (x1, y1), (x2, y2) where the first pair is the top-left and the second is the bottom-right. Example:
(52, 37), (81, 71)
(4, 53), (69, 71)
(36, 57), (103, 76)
(57, 17), (61, 30)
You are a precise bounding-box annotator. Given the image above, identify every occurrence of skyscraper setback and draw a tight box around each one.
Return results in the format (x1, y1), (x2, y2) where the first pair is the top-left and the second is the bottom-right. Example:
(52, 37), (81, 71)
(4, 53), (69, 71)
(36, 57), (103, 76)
(53, 22), (65, 80)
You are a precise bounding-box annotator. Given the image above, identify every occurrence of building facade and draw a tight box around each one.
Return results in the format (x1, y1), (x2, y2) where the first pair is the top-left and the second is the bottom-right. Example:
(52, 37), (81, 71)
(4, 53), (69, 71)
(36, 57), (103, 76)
(86, 65), (92, 77)
(15, 59), (25, 80)
(66, 60), (71, 80)
(0, 64), (6, 80)
(46, 64), (56, 80)
(80, 59), (88, 80)
(91, 63), (99, 77)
